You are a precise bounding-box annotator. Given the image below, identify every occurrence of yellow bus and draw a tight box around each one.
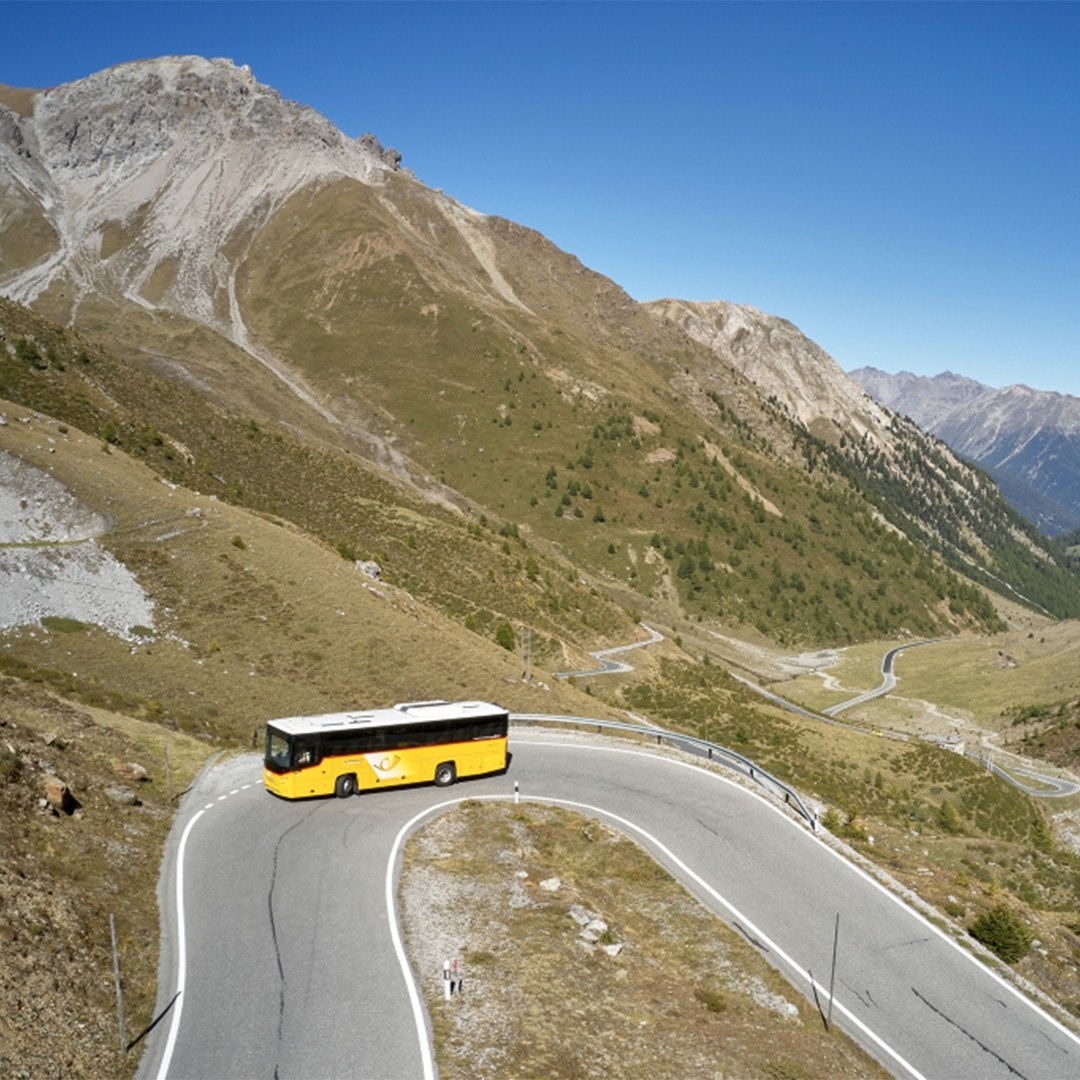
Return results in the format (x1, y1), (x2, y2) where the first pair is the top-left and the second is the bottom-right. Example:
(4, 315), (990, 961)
(263, 699), (509, 799)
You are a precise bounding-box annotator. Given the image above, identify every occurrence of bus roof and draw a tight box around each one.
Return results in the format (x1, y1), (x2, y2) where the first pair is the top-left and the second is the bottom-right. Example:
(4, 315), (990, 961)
(266, 700), (508, 737)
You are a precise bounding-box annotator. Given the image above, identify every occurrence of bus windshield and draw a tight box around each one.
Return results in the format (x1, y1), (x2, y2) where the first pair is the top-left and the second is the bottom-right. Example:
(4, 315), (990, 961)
(265, 727), (292, 771)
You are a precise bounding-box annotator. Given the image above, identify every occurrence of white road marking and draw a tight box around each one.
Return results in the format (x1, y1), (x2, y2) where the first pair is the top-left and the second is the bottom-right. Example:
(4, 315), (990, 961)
(156, 778), (257, 1078)
(158, 742), (1080, 1079)
(386, 784), (926, 1080)
(155, 808), (206, 1080)
(513, 739), (1080, 1051)
(386, 805), (443, 1080)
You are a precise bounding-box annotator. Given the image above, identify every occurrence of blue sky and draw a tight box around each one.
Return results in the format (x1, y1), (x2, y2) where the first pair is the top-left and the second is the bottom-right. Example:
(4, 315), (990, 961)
(3, 1), (1078, 396)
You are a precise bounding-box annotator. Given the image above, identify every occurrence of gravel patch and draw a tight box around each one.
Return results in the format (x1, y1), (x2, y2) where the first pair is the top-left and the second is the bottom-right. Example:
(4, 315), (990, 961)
(0, 450), (155, 640)
(0, 449), (109, 543)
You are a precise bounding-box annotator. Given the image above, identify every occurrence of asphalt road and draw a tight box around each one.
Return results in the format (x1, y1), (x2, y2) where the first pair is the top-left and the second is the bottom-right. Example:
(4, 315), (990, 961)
(823, 640), (936, 716)
(555, 622), (664, 677)
(751, 640), (1078, 798)
(138, 732), (1080, 1080)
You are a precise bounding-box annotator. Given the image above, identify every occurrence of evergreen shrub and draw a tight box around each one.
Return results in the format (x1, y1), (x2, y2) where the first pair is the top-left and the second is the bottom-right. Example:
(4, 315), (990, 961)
(970, 904), (1033, 963)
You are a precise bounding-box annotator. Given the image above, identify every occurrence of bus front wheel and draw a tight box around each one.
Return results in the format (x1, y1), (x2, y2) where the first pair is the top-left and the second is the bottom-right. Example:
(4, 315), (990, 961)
(434, 762), (456, 787)
(335, 773), (357, 798)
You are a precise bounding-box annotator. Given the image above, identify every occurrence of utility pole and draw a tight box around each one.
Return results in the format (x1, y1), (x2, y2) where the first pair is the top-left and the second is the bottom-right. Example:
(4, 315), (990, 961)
(164, 737), (172, 804)
(520, 625), (532, 683)
(827, 913), (840, 1032)
(110, 913), (125, 1053)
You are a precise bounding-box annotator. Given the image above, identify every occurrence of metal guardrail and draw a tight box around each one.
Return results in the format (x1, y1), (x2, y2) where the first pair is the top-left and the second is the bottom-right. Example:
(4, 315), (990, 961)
(510, 713), (818, 831)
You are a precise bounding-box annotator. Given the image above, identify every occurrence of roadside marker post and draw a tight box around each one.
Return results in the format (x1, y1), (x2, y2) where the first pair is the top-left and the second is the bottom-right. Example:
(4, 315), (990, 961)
(443, 959), (463, 999)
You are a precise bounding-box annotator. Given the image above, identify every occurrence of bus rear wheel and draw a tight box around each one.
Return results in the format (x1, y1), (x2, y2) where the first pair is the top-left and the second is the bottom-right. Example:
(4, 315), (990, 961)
(434, 762), (456, 787)
(335, 773), (357, 798)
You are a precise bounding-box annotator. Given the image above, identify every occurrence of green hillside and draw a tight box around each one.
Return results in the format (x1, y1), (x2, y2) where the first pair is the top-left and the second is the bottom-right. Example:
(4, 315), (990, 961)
(2, 294), (1012, 654)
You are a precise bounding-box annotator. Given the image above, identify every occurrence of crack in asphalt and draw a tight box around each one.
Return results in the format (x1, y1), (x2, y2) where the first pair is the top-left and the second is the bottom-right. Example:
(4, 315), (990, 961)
(912, 986), (1028, 1078)
(873, 935), (933, 953)
(694, 815), (722, 838)
(841, 979), (879, 1010)
(267, 804), (326, 1079)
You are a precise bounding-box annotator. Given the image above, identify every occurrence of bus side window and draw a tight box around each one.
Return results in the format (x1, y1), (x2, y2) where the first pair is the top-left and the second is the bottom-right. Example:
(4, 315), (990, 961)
(295, 739), (321, 767)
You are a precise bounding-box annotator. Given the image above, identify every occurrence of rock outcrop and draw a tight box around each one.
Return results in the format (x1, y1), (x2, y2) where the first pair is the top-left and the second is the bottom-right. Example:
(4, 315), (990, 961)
(644, 298), (891, 444)
(0, 56), (401, 326)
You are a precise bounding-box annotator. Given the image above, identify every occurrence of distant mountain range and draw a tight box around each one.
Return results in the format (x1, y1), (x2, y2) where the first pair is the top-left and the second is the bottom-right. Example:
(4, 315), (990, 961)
(850, 369), (1080, 537)
(3, 54), (1080, 645)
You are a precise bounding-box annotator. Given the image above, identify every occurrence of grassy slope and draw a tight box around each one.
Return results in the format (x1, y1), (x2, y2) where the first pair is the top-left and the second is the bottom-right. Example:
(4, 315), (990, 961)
(0, 681), (209, 1079)
(232, 179), (1004, 646)
(0, 296), (640, 672)
(0, 401), (614, 740)
(3, 229), (1080, 1067)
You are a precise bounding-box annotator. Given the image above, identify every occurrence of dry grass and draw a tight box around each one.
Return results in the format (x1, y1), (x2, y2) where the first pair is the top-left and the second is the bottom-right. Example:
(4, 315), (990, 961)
(401, 801), (888, 1079)
(0, 405), (619, 746)
(885, 627), (1080, 724)
(0, 678), (210, 1080)
(3, 289), (1079, 1078)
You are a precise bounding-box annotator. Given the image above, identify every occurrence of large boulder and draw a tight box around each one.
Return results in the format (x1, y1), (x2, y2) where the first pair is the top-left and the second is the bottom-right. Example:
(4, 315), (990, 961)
(42, 774), (76, 814)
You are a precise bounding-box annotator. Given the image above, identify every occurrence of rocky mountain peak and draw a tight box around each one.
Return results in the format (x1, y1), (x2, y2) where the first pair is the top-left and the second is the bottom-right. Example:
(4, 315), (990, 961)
(644, 298), (891, 444)
(17, 56), (401, 177)
(0, 55), (402, 331)
(850, 367), (987, 431)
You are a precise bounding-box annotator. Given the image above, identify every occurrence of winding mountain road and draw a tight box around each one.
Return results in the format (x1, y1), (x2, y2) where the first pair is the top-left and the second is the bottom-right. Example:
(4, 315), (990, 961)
(138, 730), (1079, 1080)
(822, 640), (937, 716)
(746, 640), (1079, 798)
(555, 623), (663, 677)
(976, 757), (1080, 798)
